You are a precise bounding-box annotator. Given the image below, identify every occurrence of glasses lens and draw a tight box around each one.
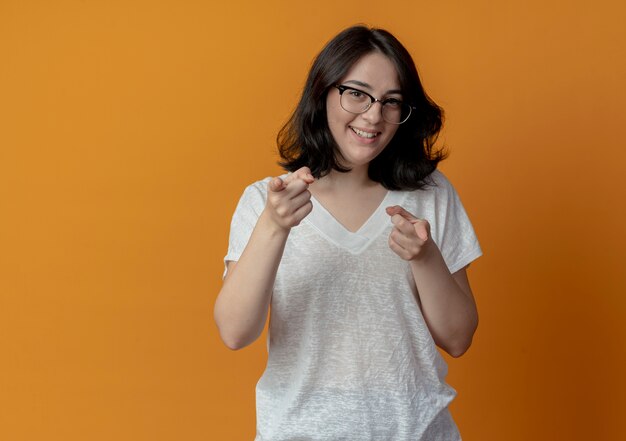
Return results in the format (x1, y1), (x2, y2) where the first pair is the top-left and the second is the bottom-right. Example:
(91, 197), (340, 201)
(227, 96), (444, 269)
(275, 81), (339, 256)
(338, 86), (412, 124)
(340, 89), (371, 113)
(382, 102), (411, 124)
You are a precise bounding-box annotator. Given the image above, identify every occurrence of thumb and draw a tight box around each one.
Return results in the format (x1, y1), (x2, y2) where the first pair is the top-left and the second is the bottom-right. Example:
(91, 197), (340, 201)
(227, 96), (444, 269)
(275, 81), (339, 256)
(268, 177), (285, 192)
(413, 220), (429, 241)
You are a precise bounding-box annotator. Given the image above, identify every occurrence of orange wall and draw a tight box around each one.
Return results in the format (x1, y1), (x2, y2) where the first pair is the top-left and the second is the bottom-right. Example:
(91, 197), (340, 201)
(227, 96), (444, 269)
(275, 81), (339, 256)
(1, 1), (625, 440)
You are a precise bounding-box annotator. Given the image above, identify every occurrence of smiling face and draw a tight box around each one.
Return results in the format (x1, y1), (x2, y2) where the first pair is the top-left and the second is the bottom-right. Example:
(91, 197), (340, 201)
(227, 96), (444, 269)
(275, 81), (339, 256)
(326, 51), (402, 171)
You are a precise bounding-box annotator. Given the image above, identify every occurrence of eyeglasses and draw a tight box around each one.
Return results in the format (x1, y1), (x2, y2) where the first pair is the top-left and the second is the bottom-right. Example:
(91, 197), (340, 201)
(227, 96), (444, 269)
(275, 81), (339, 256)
(334, 85), (414, 125)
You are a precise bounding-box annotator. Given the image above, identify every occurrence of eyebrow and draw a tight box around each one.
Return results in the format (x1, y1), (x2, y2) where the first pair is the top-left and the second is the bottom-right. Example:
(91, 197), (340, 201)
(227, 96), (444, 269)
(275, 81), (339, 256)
(343, 80), (403, 96)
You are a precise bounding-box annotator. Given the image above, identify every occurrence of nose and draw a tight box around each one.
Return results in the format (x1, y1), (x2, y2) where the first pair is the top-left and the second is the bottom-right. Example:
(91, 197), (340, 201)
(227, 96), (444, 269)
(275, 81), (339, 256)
(361, 101), (384, 124)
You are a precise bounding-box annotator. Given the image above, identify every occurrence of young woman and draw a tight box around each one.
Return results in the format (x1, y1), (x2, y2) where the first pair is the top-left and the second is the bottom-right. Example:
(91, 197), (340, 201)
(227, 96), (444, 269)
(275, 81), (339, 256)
(215, 25), (482, 441)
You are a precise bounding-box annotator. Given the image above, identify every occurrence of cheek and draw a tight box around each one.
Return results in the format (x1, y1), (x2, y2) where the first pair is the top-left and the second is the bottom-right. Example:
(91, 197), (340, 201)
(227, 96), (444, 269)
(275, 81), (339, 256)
(326, 93), (350, 125)
(326, 109), (350, 138)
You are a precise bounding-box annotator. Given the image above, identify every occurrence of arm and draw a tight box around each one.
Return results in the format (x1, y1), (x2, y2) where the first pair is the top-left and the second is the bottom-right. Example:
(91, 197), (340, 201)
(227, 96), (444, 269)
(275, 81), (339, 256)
(214, 168), (314, 350)
(386, 206), (478, 357)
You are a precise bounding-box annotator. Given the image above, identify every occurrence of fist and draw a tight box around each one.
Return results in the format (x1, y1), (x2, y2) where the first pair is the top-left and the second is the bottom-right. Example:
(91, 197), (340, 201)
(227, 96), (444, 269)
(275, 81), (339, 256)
(386, 205), (432, 261)
(265, 166), (315, 230)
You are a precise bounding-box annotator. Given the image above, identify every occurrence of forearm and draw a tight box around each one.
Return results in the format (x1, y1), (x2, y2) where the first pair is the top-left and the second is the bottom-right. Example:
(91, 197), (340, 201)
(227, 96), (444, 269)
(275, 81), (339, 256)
(410, 247), (478, 357)
(214, 210), (290, 350)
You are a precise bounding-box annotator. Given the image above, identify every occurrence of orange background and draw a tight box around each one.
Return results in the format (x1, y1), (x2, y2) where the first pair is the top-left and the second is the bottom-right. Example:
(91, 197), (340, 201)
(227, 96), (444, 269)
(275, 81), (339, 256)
(1, 1), (625, 440)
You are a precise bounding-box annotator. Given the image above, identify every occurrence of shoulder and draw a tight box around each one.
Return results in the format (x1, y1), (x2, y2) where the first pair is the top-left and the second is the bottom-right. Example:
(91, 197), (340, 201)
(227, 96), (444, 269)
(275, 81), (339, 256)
(242, 177), (272, 197)
(232, 177), (272, 216)
(236, 173), (290, 207)
(428, 170), (456, 194)
(242, 172), (292, 194)
(402, 170), (457, 201)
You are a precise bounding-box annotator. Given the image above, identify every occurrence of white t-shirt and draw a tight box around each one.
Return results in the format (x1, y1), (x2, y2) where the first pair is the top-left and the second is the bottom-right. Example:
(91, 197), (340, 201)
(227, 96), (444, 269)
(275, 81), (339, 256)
(225, 170), (482, 441)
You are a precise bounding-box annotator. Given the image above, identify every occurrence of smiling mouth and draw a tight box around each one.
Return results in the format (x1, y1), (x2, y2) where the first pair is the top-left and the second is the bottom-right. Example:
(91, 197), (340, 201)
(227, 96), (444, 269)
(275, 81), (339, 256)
(350, 127), (380, 139)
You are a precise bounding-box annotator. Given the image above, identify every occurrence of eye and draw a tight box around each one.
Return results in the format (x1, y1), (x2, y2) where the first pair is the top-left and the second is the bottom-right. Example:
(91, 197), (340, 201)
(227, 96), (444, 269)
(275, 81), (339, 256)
(383, 98), (403, 108)
(347, 89), (365, 99)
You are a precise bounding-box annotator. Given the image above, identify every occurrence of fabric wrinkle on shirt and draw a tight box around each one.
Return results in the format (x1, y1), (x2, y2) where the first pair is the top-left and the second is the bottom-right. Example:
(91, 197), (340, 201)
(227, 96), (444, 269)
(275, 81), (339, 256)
(224, 170), (482, 441)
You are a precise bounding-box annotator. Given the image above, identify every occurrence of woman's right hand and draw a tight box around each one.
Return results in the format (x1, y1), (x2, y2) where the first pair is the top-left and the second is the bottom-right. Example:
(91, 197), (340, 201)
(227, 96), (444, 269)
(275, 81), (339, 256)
(263, 166), (315, 231)
(215, 166), (315, 350)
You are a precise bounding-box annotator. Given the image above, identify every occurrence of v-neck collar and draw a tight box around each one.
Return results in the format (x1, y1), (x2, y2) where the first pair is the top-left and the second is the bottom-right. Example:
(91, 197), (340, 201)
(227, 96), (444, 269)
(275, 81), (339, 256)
(304, 190), (407, 254)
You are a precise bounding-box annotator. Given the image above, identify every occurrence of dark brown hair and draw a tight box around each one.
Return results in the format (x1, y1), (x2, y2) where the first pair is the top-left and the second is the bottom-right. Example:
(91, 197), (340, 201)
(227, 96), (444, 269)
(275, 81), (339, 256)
(277, 25), (447, 190)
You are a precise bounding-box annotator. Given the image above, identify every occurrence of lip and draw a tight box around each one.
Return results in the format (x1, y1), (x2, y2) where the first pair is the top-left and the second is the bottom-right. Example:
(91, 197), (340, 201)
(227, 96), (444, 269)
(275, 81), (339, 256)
(349, 126), (381, 144)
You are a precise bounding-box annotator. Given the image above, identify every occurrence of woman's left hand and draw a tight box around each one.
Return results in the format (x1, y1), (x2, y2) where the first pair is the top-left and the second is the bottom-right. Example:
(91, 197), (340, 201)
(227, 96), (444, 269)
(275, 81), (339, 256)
(386, 205), (433, 262)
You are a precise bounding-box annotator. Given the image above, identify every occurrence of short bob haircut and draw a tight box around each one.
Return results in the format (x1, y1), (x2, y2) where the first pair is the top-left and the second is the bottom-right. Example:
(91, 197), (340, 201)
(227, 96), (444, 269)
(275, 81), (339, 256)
(277, 25), (447, 191)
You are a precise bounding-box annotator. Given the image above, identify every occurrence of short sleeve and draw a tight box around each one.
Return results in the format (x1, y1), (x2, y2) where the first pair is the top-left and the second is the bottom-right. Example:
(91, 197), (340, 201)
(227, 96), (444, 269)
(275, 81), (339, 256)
(223, 179), (269, 273)
(430, 171), (482, 273)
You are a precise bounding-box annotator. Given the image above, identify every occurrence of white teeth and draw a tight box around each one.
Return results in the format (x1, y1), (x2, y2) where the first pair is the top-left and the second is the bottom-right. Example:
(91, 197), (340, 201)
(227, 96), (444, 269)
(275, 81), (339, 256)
(351, 127), (378, 138)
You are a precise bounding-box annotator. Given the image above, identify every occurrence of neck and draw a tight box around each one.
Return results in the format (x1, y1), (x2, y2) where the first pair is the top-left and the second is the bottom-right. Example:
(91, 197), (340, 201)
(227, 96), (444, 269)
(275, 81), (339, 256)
(315, 166), (379, 192)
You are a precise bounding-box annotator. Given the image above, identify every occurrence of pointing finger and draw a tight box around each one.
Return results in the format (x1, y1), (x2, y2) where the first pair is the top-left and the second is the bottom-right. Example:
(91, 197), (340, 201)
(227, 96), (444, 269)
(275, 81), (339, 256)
(388, 207), (430, 241)
(386, 205), (419, 223)
(284, 166), (315, 185)
(295, 166), (315, 183)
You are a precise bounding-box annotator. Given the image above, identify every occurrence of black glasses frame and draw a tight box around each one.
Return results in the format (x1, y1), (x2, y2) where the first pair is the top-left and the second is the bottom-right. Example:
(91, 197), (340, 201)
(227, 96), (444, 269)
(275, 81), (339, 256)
(333, 85), (415, 124)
